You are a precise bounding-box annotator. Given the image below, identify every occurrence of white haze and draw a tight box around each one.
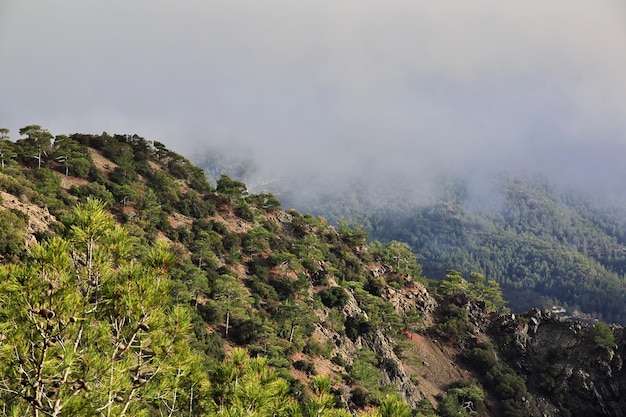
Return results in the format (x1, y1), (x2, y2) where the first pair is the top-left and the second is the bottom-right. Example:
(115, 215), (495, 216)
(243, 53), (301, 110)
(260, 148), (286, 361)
(2, 1), (626, 205)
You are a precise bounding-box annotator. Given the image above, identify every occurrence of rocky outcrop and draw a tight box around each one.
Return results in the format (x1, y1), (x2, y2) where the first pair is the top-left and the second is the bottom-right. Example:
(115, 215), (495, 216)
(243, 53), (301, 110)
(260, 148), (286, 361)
(381, 280), (437, 318)
(490, 309), (626, 417)
(0, 191), (56, 246)
(361, 329), (424, 407)
(313, 280), (431, 407)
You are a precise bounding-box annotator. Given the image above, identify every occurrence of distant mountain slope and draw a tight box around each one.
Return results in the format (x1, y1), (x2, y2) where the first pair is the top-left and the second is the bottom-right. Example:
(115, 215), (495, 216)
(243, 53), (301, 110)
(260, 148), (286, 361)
(193, 146), (626, 323)
(279, 175), (626, 324)
(394, 177), (626, 323)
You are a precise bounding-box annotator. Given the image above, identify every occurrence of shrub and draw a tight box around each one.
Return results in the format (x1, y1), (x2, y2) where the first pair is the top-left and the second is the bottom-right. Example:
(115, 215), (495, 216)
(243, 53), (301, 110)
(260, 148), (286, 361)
(462, 346), (497, 371)
(331, 355), (346, 368)
(587, 322), (615, 349)
(319, 286), (350, 309)
(345, 315), (374, 341)
(438, 383), (485, 417)
(293, 359), (317, 376)
(350, 387), (371, 408)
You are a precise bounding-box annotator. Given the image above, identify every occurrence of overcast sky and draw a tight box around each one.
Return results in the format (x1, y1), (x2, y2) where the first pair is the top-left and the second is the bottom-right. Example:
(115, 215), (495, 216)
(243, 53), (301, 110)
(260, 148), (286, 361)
(2, 1), (626, 202)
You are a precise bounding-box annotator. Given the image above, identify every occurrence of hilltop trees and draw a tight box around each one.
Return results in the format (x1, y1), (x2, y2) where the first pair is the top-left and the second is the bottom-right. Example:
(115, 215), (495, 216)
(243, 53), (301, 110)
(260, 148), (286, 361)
(17, 125), (53, 169)
(0, 128), (17, 169)
(51, 135), (91, 178)
(216, 174), (247, 203)
(0, 199), (207, 416)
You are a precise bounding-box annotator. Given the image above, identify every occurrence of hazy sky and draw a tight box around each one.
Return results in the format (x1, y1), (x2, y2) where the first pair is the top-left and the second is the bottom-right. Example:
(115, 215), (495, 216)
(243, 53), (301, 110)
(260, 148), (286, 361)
(2, 1), (626, 200)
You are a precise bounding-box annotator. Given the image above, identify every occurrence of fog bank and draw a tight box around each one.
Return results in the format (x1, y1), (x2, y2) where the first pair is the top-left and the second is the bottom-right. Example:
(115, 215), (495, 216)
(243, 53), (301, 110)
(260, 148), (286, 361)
(2, 1), (626, 206)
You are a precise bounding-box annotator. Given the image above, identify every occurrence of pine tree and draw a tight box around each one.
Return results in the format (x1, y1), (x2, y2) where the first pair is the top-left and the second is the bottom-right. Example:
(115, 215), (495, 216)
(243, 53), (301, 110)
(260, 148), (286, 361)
(211, 274), (250, 339)
(0, 199), (208, 416)
(208, 348), (299, 416)
(17, 125), (53, 169)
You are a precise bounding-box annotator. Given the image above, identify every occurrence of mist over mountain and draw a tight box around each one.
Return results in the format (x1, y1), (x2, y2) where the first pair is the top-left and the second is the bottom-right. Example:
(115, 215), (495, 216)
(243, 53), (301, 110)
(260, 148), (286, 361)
(191, 140), (626, 325)
(3, 1), (626, 212)
(193, 134), (626, 218)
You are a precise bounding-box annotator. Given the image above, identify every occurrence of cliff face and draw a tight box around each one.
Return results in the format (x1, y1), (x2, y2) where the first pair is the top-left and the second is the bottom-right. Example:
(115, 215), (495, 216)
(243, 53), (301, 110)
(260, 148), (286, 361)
(489, 309), (626, 417)
(407, 278), (626, 417)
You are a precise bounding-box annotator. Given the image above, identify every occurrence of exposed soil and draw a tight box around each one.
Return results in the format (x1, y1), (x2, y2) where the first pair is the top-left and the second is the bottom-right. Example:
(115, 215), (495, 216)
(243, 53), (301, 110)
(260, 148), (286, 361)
(89, 149), (117, 174)
(58, 172), (89, 190)
(214, 209), (253, 234)
(405, 332), (473, 405)
(168, 211), (192, 229)
(0, 191), (56, 246)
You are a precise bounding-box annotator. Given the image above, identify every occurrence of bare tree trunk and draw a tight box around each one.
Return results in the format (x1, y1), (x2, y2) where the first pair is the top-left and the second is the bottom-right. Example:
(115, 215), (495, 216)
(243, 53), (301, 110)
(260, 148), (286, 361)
(225, 310), (230, 338)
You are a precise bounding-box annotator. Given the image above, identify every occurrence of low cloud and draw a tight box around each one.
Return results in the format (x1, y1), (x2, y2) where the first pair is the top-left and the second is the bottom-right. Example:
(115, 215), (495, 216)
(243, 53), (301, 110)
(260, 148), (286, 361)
(1, 1), (626, 205)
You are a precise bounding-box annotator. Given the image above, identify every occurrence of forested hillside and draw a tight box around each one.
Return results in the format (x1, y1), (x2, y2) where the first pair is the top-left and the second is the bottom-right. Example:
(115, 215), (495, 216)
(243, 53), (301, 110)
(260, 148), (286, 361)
(276, 175), (626, 324)
(0, 126), (469, 416)
(2, 126), (626, 416)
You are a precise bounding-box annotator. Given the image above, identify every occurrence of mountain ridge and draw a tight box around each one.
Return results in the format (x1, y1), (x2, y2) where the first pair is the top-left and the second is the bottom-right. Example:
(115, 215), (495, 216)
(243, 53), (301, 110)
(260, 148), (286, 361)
(264, 171), (626, 324)
(0, 126), (625, 416)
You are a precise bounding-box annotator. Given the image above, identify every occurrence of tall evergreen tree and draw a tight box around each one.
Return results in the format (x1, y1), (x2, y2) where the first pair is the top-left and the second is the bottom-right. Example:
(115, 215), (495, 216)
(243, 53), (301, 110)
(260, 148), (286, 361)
(17, 125), (53, 169)
(0, 199), (208, 416)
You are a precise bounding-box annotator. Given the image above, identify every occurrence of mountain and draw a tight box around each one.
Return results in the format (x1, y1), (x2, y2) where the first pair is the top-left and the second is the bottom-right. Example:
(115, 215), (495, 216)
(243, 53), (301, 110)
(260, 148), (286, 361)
(1, 127), (626, 416)
(265, 173), (626, 325)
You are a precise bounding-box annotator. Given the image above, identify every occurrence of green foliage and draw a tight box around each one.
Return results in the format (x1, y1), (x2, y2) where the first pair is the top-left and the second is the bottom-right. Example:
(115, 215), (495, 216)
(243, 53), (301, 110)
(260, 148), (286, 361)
(437, 303), (471, 342)
(69, 182), (115, 206)
(216, 174), (247, 203)
(17, 125), (53, 169)
(207, 348), (299, 416)
(436, 270), (507, 340)
(319, 286), (349, 309)
(0, 137), (18, 168)
(462, 344), (497, 371)
(147, 169), (180, 209)
(0, 170), (31, 197)
(303, 337), (333, 359)
(247, 192), (282, 211)
(51, 135), (93, 177)
(210, 274), (251, 339)
(236, 200), (255, 221)
(338, 221), (368, 246)
(174, 190), (216, 217)
(438, 269), (468, 297)
(108, 144), (138, 185)
(462, 341), (530, 416)
(30, 167), (62, 197)
(345, 314), (375, 341)
(300, 175), (626, 323)
(348, 347), (389, 405)
(293, 359), (317, 376)
(0, 209), (28, 261)
(438, 383), (485, 417)
(324, 309), (346, 335)
(355, 291), (404, 334)
(167, 154), (212, 192)
(0, 199), (208, 416)
(377, 394), (412, 417)
(586, 321), (616, 349)
(273, 300), (316, 345)
(371, 240), (423, 281)
(243, 226), (273, 254)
